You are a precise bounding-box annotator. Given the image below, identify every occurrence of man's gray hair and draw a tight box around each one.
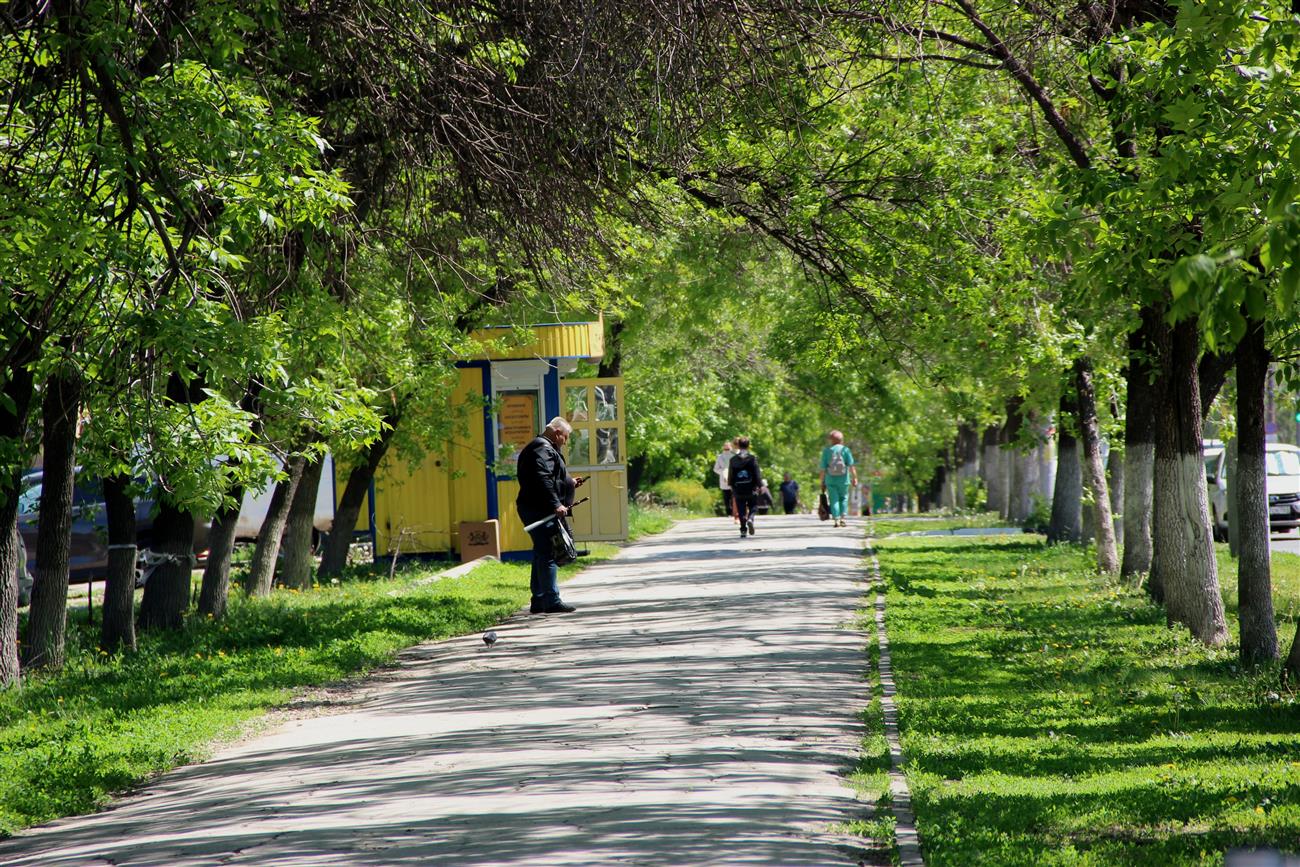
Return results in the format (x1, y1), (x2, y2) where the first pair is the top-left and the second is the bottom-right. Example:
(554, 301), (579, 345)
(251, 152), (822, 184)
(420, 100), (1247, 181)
(545, 416), (573, 435)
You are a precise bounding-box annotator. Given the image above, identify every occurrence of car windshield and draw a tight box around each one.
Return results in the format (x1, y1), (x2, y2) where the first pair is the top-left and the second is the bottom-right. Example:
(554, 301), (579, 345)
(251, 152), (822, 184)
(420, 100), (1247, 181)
(1266, 450), (1300, 477)
(17, 482), (41, 515)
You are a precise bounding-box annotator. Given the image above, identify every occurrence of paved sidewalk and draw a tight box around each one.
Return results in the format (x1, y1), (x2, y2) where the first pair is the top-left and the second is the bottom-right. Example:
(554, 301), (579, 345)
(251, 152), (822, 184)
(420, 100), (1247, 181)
(0, 516), (875, 866)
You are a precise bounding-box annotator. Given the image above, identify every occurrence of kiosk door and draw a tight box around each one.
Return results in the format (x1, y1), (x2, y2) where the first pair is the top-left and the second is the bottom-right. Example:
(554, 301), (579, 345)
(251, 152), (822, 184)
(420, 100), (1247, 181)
(561, 377), (628, 541)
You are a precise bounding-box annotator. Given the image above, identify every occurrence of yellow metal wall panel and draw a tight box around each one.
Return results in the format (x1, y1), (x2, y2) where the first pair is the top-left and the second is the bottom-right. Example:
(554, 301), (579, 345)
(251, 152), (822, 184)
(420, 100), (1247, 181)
(448, 367), (489, 550)
(373, 454), (451, 556)
(467, 322), (604, 362)
(496, 479), (532, 553)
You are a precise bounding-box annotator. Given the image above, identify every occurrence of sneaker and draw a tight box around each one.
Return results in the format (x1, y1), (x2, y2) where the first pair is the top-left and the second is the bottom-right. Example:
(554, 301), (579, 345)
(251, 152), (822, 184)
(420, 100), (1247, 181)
(747, 520), (755, 536)
(543, 601), (576, 614)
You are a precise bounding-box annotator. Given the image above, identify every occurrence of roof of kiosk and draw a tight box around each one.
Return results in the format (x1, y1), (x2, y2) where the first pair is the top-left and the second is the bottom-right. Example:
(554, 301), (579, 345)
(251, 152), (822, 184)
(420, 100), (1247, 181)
(467, 320), (604, 362)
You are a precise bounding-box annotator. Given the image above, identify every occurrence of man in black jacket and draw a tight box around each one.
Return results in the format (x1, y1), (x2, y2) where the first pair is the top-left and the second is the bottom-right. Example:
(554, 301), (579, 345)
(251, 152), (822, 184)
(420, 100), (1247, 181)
(516, 416), (584, 614)
(728, 436), (762, 539)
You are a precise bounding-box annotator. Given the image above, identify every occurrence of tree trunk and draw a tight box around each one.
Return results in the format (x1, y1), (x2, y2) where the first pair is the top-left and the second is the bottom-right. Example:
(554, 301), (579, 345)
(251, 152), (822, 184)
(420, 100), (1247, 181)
(318, 425), (396, 578)
(1235, 316), (1278, 664)
(1004, 399), (1030, 522)
(136, 497), (197, 632)
(138, 372), (206, 631)
(1075, 357), (1120, 573)
(23, 365), (82, 670)
(0, 365), (36, 687)
(1010, 449), (1036, 523)
(280, 455), (325, 590)
(1122, 308), (1157, 579)
(244, 455), (306, 597)
(1150, 314), (1227, 644)
(1048, 391), (1083, 544)
(954, 423), (980, 509)
(1199, 349), (1234, 420)
(1107, 442), (1125, 545)
(1226, 439), (1241, 557)
(99, 474), (138, 653)
(197, 485), (244, 620)
(1285, 621), (1300, 685)
(981, 426), (1006, 517)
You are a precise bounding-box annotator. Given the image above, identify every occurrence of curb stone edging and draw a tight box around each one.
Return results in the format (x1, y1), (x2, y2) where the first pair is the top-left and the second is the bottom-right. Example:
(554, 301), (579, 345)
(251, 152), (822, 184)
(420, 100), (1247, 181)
(870, 549), (925, 866)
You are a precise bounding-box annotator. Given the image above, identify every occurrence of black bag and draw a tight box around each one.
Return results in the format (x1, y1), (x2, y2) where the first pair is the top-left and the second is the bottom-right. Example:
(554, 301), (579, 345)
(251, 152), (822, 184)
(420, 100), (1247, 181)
(550, 518), (579, 566)
(817, 491), (831, 521)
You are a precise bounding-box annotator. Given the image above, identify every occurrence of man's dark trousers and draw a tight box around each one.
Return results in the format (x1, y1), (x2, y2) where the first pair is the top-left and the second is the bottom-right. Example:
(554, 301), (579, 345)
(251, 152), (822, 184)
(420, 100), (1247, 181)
(736, 494), (757, 534)
(527, 521), (561, 605)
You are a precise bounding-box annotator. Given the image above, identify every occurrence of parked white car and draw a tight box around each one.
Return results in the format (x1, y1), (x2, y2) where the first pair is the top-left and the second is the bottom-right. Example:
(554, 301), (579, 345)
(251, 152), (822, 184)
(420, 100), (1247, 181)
(235, 454), (336, 542)
(1206, 442), (1300, 540)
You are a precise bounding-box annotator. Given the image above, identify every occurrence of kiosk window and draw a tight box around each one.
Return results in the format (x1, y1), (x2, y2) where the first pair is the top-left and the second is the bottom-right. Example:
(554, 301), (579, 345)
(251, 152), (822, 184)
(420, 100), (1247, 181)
(565, 386), (589, 422)
(597, 427), (620, 464)
(595, 385), (618, 421)
(568, 429), (591, 465)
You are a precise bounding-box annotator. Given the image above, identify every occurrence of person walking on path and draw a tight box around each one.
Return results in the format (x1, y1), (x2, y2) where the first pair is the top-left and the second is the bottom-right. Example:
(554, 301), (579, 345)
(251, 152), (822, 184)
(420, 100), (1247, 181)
(517, 417), (584, 614)
(819, 430), (859, 528)
(779, 472), (800, 515)
(728, 437), (762, 538)
(713, 440), (737, 521)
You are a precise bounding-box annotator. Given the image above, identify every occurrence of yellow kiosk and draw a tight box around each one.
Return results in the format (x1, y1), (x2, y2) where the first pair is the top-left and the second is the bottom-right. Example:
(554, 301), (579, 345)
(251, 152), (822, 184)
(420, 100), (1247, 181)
(367, 320), (628, 561)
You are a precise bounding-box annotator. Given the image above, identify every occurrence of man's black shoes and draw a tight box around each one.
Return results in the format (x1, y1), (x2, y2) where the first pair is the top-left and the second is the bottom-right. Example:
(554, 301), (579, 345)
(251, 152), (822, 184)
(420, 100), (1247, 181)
(531, 599), (576, 614)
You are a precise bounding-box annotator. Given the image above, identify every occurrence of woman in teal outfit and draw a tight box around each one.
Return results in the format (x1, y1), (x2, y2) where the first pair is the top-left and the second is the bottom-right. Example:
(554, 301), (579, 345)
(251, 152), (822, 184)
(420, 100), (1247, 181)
(819, 430), (859, 528)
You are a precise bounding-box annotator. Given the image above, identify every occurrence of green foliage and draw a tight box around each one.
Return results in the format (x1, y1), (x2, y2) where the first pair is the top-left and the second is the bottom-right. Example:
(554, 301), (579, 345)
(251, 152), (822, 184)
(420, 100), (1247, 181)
(878, 535), (1300, 865)
(647, 479), (717, 515)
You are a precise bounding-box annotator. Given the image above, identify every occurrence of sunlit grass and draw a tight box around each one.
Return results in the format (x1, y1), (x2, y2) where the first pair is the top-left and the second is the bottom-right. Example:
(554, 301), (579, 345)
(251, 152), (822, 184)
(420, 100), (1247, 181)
(868, 511), (1008, 538)
(877, 535), (1300, 866)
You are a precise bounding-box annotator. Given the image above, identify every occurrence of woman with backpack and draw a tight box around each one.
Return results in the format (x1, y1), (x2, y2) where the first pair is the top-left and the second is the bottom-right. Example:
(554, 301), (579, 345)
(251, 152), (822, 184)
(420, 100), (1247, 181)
(819, 430), (859, 528)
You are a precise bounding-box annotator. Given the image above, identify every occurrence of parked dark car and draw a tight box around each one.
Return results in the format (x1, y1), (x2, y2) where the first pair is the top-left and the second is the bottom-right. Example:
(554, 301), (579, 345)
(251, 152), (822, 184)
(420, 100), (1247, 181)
(17, 470), (210, 588)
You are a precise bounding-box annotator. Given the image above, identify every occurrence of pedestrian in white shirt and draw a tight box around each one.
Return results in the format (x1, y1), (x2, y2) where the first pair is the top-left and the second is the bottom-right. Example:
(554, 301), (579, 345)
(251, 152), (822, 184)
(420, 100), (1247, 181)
(713, 440), (737, 521)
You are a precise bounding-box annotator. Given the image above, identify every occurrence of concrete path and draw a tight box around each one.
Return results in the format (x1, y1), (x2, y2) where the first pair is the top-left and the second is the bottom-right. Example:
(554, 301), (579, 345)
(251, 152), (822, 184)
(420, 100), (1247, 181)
(0, 515), (877, 866)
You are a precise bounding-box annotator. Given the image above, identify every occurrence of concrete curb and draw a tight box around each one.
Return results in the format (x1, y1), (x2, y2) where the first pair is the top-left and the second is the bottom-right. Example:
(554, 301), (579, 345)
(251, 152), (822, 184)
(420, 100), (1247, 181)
(413, 554), (498, 586)
(869, 549), (925, 866)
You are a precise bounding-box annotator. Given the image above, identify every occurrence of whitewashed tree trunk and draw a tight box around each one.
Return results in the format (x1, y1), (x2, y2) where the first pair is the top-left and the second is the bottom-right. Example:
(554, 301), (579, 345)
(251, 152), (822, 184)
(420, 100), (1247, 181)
(1076, 358), (1119, 573)
(1048, 393), (1082, 544)
(1236, 317), (1278, 663)
(1226, 440), (1240, 557)
(982, 426), (1007, 518)
(1151, 314), (1227, 645)
(1122, 310), (1156, 578)
(1107, 442), (1124, 545)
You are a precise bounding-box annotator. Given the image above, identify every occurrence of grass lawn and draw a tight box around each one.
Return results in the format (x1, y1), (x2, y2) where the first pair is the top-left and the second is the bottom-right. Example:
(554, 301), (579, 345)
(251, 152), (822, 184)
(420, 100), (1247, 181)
(0, 543), (617, 837)
(867, 511), (1009, 538)
(876, 534), (1300, 866)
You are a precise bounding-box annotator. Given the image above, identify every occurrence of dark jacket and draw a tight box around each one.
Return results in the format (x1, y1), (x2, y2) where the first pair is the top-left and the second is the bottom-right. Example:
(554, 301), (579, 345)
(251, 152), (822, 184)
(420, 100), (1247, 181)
(516, 435), (570, 524)
(728, 451), (761, 497)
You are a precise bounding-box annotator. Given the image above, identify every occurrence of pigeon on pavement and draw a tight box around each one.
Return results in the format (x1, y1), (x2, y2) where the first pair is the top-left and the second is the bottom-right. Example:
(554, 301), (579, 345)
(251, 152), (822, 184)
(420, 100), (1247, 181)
(482, 630), (498, 647)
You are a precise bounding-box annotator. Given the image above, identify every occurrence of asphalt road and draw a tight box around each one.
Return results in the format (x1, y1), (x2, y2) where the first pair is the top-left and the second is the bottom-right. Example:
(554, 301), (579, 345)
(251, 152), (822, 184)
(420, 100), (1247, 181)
(0, 515), (882, 867)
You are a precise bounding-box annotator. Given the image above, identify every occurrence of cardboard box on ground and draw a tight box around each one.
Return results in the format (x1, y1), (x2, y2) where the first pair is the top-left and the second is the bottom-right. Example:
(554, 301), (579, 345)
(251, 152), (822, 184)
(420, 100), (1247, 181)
(459, 520), (500, 563)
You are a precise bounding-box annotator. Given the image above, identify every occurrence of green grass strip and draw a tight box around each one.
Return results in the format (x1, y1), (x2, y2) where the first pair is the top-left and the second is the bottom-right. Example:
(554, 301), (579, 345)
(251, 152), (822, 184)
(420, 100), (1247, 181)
(877, 535), (1300, 866)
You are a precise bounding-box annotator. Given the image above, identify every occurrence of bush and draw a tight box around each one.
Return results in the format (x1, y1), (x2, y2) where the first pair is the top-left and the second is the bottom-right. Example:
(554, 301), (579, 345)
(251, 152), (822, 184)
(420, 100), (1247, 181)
(647, 479), (717, 515)
(1022, 492), (1051, 534)
(961, 477), (987, 512)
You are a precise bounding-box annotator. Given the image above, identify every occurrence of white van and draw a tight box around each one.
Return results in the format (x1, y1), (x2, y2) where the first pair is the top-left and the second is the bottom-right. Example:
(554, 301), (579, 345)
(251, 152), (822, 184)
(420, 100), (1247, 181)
(1206, 443), (1300, 540)
(235, 454), (337, 543)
